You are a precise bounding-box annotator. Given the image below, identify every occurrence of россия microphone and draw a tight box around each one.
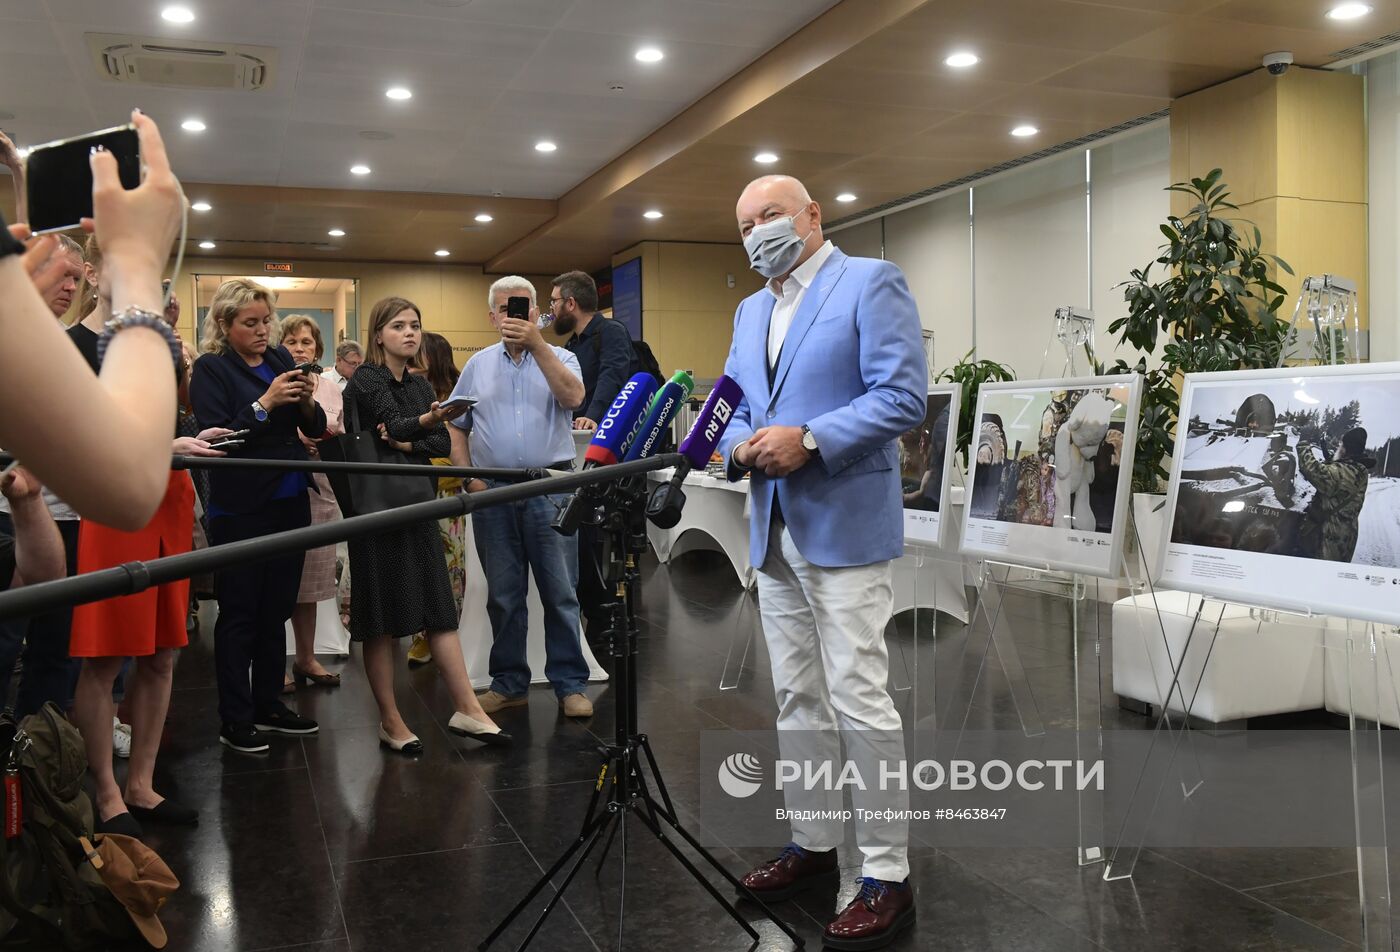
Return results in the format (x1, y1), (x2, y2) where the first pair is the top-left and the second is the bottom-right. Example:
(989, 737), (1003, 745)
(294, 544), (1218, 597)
(553, 371), (660, 534)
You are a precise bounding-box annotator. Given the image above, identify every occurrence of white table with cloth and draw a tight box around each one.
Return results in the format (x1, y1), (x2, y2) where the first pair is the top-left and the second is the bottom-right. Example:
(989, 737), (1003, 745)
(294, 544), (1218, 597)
(644, 468), (969, 623)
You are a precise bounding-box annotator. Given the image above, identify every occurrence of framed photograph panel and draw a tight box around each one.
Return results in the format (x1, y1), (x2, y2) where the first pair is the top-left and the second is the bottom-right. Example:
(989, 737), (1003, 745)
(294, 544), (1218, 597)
(1159, 363), (1400, 625)
(901, 384), (960, 549)
(960, 374), (1142, 577)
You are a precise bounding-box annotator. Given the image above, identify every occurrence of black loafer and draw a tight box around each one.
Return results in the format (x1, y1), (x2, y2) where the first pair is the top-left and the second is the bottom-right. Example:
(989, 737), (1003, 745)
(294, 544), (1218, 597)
(127, 799), (199, 827)
(96, 811), (144, 839)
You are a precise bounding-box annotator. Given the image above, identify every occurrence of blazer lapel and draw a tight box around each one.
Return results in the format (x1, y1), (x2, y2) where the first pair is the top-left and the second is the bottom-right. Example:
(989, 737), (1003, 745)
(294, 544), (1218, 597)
(750, 293), (777, 408)
(769, 251), (847, 405)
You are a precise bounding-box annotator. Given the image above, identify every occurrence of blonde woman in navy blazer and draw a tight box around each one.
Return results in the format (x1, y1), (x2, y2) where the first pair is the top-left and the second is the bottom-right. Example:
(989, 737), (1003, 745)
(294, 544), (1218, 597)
(191, 279), (327, 755)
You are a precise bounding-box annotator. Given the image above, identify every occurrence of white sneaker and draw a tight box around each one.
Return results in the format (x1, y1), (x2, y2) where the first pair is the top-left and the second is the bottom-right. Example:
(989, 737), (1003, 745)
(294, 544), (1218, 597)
(112, 717), (132, 760)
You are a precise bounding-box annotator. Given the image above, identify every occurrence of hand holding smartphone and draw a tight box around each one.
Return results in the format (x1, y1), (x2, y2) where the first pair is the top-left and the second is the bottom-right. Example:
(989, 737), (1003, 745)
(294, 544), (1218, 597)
(24, 124), (142, 235)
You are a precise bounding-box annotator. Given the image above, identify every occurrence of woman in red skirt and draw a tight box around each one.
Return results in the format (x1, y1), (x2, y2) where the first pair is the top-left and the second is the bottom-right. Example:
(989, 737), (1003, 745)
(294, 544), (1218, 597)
(68, 329), (234, 837)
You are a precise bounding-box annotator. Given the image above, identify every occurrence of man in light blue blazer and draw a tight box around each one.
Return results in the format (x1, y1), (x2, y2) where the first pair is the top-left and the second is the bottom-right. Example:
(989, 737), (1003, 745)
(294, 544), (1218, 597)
(720, 174), (926, 950)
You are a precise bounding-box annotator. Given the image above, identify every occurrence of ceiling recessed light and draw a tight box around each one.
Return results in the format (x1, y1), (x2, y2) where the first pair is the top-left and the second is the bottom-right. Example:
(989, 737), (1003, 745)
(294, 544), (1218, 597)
(327, 228), (346, 237)
(161, 5), (195, 23)
(350, 164), (371, 175)
(474, 213), (494, 223)
(198, 240), (215, 250)
(945, 51), (979, 68)
(635, 47), (664, 63)
(181, 118), (206, 133)
(385, 86), (412, 100)
(753, 151), (779, 164)
(1010, 125), (1038, 137)
(534, 140), (557, 153)
(643, 209), (664, 219)
(1328, 2), (1371, 19)
(434, 249), (450, 257)
(190, 201), (211, 212)
(835, 192), (857, 203)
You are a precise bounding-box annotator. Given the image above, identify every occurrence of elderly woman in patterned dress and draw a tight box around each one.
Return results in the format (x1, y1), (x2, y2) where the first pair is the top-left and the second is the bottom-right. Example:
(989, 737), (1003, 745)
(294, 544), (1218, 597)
(279, 315), (345, 689)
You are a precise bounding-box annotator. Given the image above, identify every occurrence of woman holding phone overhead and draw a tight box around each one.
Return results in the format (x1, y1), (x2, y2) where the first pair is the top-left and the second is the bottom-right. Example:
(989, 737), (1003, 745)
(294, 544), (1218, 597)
(346, 296), (507, 752)
(191, 278), (327, 754)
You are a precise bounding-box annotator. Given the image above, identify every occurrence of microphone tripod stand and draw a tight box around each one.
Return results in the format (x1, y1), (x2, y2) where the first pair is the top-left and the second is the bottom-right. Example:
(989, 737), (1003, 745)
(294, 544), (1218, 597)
(481, 477), (805, 952)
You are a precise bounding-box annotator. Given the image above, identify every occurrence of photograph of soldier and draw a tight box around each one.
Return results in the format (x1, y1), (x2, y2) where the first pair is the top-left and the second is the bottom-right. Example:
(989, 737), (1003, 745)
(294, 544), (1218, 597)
(1171, 377), (1400, 567)
(900, 392), (954, 513)
(968, 383), (1130, 533)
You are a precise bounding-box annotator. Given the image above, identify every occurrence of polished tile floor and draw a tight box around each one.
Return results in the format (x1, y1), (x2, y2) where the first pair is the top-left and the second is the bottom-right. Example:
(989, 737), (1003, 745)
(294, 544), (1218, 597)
(106, 552), (1362, 951)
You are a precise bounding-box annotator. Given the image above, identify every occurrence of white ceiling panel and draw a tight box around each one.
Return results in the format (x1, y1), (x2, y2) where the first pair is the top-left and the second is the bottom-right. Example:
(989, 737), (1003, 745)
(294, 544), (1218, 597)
(313, 0), (578, 31)
(40, 0), (315, 46)
(1, 0), (838, 202)
(506, 30), (770, 105)
(305, 7), (545, 61)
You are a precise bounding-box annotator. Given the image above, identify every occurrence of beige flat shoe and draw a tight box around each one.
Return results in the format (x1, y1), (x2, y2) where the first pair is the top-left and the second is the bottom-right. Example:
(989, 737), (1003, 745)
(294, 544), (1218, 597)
(448, 712), (513, 746)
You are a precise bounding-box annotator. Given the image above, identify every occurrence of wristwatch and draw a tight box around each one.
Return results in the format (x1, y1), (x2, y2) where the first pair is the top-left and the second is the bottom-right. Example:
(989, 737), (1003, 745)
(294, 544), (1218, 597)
(251, 400), (269, 423)
(800, 424), (819, 457)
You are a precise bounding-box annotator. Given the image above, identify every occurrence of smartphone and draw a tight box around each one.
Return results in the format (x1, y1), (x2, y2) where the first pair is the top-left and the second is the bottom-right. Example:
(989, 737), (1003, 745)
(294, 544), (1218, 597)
(207, 429), (250, 448)
(506, 296), (531, 320)
(437, 396), (476, 413)
(25, 124), (142, 235)
(292, 362), (323, 375)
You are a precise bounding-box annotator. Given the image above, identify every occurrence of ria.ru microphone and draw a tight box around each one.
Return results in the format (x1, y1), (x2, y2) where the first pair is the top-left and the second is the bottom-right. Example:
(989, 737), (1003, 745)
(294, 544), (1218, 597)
(646, 375), (744, 530)
(623, 370), (694, 463)
(582, 372), (660, 468)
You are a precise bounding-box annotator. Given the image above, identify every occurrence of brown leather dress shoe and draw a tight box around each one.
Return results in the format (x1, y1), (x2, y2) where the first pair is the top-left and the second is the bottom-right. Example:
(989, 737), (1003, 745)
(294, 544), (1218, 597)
(822, 877), (915, 951)
(738, 843), (838, 901)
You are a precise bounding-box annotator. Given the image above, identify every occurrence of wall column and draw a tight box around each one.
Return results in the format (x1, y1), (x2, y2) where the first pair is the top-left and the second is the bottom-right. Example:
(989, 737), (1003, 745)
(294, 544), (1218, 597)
(1170, 67), (1368, 349)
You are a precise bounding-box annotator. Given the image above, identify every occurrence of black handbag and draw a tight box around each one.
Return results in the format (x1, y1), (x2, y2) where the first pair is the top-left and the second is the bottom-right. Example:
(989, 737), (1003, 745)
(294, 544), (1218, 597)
(319, 393), (436, 517)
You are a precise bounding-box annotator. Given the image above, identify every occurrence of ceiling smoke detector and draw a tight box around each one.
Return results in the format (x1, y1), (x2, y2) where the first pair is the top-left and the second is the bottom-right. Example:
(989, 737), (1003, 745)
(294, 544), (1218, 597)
(609, 82), (625, 92)
(87, 33), (277, 91)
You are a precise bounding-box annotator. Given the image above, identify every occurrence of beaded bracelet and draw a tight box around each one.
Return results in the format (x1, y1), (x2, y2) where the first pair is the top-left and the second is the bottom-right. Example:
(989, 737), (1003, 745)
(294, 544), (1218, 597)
(96, 305), (183, 368)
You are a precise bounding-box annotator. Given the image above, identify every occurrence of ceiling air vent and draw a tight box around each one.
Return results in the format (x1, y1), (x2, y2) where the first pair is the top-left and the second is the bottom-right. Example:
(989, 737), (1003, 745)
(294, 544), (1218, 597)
(86, 33), (277, 91)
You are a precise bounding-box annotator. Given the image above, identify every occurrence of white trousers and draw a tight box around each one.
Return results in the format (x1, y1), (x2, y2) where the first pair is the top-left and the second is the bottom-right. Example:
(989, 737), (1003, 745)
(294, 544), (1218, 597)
(755, 519), (910, 882)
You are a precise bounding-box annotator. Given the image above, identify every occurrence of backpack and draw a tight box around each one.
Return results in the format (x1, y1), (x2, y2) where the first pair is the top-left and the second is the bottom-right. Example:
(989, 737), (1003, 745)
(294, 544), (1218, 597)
(591, 323), (664, 385)
(0, 703), (146, 949)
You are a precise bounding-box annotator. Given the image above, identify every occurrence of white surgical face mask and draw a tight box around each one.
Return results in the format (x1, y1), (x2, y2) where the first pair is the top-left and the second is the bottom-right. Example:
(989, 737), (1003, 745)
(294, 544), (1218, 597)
(742, 208), (813, 279)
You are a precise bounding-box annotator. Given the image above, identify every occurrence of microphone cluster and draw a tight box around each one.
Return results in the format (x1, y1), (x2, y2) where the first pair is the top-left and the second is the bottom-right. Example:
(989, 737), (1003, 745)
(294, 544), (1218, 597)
(553, 369), (743, 534)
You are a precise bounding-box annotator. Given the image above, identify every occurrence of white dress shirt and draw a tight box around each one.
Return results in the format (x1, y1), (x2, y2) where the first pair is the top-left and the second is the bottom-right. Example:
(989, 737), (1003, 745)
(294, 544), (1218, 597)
(322, 366), (349, 392)
(766, 239), (835, 369)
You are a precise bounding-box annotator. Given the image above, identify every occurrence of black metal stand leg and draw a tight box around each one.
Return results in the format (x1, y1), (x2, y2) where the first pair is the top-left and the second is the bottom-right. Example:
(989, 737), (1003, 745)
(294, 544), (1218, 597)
(594, 810), (621, 877)
(628, 798), (761, 947)
(483, 483), (807, 951)
(479, 803), (617, 951)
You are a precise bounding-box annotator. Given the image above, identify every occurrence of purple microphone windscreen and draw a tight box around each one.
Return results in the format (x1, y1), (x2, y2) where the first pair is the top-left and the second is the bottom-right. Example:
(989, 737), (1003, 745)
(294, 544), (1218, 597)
(584, 372), (659, 466)
(677, 375), (744, 469)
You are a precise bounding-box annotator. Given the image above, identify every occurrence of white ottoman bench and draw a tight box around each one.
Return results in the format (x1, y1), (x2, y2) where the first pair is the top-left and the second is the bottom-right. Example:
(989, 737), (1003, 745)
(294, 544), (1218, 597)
(1111, 591), (1326, 725)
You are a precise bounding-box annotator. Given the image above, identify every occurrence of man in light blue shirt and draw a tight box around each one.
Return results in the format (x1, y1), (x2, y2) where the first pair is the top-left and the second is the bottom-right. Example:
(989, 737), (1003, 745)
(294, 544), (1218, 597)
(447, 276), (594, 718)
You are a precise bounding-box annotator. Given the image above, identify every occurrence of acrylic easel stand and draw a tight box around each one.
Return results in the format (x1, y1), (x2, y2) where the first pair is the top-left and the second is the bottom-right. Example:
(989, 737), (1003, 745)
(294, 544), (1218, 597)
(1336, 619), (1400, 950)
(1099, 597), (1400, 952)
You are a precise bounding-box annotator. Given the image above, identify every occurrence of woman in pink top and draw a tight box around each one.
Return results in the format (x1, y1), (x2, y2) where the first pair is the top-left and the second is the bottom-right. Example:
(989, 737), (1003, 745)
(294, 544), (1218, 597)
(279, 315), (345, 688)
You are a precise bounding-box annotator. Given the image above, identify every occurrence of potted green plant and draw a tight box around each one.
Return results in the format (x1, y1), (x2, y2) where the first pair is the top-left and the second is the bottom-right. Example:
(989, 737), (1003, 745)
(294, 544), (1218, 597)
(1103, 168), (1292, 572)
(936, 349), (1016, 471)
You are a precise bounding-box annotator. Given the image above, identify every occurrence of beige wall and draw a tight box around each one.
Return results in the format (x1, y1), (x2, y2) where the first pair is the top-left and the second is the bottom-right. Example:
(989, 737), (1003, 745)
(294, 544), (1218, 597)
(1170, 68), (1368, 339)
(171, 256), (554, 366)
(611, 241), (762, 380)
